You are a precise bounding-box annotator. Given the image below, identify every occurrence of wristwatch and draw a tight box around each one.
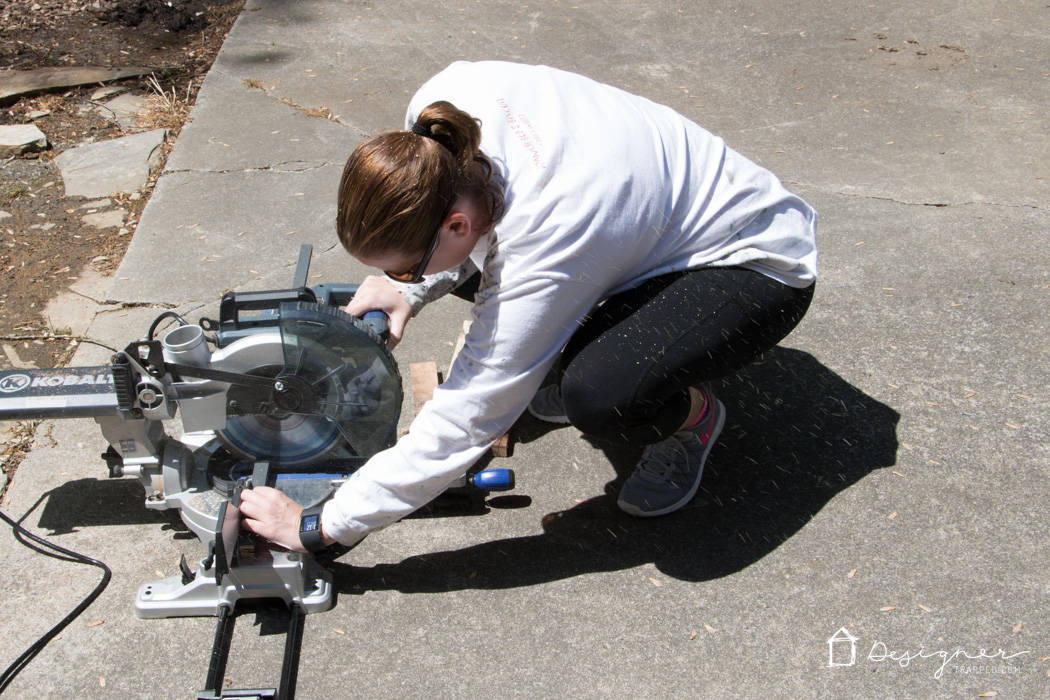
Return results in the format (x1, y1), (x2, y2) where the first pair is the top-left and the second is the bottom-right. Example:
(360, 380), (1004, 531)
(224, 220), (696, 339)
(298, 503), (327, 553)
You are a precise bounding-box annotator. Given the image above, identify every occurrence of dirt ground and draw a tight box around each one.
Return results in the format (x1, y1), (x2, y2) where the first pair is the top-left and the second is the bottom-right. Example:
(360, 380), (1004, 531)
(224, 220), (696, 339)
(0, 0), (244, 369)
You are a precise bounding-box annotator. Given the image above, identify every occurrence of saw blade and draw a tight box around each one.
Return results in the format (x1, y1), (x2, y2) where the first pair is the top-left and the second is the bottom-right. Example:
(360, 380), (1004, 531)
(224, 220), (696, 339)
(216, 302), (402, 464)
(220, 410), (342, 465)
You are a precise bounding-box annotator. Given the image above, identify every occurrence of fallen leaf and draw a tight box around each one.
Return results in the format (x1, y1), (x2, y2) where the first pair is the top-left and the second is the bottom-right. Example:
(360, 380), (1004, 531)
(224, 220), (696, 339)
(848, 568), (857, 579)
(649, 577), (662, 587)
(978, 692), (998, 698)
(880, 606), (896, 612)
(99, 676), (105, 687)
(1013, 622), (1023, 634)
(704, 624), (718, 635)
(333, 627), (346, 635)
(917, 604), (932, 612)
(689, 631), (698, 640)
(85, 620), (104, 627)
(887, 511), (898, 519)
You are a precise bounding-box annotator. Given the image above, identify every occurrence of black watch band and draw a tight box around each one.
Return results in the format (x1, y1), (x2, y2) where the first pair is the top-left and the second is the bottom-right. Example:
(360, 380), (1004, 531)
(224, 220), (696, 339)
(298, 503), (327, 553)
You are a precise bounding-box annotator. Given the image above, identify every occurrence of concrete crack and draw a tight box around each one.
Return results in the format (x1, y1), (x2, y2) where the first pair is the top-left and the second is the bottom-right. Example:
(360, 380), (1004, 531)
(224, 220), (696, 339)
(162, 160), (332, 176)
(241, 78), (349, 127)
(788, 181), (1046, 211)
(97, 300), (181, 312)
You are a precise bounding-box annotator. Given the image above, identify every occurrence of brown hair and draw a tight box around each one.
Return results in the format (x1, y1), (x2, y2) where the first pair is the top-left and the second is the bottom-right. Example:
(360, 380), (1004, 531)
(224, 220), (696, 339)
(336, 100), (504, 258)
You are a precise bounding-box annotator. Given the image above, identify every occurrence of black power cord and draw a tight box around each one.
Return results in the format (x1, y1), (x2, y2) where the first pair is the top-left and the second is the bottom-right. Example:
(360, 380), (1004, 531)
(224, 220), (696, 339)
(0, 507), (111, 695)
(147, 311), (188, 340)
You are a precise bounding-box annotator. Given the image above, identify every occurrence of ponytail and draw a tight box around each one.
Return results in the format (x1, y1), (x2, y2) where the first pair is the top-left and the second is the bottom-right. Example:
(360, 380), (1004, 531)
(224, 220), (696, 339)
(412, 101), (483, 175)
(337, 101), (504, 259)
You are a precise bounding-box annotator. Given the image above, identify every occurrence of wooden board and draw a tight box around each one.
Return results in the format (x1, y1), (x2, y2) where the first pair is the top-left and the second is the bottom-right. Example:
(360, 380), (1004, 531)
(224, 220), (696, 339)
(409, 361), (438, 418)
(448, 320), (511, 458)
(0, 66), (157, 103)
(406, 321), (511, 458)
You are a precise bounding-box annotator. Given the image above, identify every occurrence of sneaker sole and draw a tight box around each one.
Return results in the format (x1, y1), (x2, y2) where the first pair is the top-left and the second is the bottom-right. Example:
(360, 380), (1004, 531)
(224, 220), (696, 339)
(526, 405), (571, 424)
(617, 399), (726, 517)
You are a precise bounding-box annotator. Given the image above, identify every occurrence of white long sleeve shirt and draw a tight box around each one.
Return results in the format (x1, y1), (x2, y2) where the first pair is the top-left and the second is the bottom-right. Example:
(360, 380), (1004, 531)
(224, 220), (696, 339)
(322, 61), (817, 545)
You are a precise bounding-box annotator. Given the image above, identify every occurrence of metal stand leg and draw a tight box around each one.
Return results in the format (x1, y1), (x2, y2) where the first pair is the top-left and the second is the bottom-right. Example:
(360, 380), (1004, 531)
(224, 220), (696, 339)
(277, 605), (306, 700)
(196, 603), (306, 700)
(200, 605), (237, 699)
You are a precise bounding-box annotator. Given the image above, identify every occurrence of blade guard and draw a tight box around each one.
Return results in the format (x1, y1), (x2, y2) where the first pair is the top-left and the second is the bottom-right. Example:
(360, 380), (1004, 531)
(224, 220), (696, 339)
(218, 302), (402, 464)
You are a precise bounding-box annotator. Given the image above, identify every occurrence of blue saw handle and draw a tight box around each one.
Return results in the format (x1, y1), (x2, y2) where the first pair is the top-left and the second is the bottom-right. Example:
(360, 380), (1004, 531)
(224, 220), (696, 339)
(469, 468), (515, 492)
(361, 310), (390, 341)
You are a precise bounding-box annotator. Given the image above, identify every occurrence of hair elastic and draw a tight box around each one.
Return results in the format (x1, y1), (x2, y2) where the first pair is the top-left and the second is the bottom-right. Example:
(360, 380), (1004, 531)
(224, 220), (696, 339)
(410, 122), (429, 137)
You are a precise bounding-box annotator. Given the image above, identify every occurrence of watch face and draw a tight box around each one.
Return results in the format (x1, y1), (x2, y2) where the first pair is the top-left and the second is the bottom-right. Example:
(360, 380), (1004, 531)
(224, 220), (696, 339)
(302, 514), (321, 533)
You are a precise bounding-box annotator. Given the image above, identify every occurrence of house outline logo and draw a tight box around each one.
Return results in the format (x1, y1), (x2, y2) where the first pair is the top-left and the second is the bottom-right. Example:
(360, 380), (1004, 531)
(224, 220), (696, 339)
(827, 627), (860, 667)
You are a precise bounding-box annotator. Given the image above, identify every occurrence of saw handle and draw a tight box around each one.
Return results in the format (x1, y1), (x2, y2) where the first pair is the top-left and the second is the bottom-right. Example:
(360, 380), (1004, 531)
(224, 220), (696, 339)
(310, 283), (390, 341)
(361, 310), (390, 341)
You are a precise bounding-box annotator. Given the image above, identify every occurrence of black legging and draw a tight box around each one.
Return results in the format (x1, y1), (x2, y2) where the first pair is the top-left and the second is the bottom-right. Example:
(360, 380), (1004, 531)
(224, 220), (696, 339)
(559, 267), (813, 443)
(455, 267), (814, 445)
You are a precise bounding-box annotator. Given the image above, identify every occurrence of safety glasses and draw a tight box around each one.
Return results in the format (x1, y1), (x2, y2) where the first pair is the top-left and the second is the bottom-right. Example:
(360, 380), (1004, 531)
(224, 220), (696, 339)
(383, 224), (441, 285)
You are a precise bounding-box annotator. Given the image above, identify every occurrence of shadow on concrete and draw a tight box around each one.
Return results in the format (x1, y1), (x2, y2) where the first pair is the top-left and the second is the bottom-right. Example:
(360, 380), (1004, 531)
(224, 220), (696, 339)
(221, 50), (299, 68)
(30, 477), (176, 536)
(218, 0), (319, 68)
(331, 347), (900, 592)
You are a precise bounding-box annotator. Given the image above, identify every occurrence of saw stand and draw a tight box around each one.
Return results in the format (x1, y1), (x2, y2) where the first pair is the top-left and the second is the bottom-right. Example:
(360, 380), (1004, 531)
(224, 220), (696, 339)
(131, 449), (347, 700)
(192, 490), (325, 700)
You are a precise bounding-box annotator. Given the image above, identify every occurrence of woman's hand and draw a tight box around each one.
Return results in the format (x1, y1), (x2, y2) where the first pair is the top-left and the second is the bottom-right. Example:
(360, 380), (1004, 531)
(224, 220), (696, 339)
(239, 486), (307, 552)
(345, 275), (413, 348)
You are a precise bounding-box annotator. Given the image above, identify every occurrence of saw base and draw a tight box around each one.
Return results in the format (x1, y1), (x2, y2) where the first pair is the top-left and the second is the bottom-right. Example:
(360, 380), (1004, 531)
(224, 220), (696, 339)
(135, 550), (334, 619)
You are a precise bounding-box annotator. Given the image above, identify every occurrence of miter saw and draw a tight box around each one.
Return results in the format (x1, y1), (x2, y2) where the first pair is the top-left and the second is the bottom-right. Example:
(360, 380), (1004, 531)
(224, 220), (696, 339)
(0, 244), (513, 699)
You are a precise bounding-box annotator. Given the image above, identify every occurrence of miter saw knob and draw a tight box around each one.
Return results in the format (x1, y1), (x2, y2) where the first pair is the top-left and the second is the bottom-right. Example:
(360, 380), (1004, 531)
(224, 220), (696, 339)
(101, 445), (123, 477)
(469, 468), (515, 492)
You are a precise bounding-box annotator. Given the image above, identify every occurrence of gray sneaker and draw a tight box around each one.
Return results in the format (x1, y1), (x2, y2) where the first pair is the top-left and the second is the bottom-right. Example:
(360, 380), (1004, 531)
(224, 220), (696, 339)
(527, 384), (571, 424)
(617, 388), (725, 517)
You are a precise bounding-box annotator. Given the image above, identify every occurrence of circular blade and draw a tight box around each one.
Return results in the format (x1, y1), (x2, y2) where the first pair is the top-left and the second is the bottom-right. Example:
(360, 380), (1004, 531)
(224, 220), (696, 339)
(220, 410), (341, 465)
(276, 301), (402, 459)
(215, 302), (402, 464)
